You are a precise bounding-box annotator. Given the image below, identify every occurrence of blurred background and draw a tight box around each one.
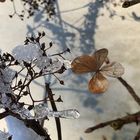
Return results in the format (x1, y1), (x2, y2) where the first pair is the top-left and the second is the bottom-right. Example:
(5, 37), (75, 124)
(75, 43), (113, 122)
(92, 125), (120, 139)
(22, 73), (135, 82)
(0, 0), (140, 140)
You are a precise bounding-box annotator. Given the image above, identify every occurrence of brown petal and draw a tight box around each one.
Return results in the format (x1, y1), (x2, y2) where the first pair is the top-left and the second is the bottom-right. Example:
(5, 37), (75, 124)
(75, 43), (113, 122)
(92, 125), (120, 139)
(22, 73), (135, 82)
(93, 48), (108, 70)
(88, 72), (109, 94)
(71, 55), (98, 74)
(71, 48), (108, 74)
(101, 62), (124, 78)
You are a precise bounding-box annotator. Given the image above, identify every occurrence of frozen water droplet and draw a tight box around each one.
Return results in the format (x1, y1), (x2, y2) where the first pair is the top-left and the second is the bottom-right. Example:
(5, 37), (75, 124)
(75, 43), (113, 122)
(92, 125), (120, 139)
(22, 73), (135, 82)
(56, 109), (80, 119)
(34, 103), (80, 119)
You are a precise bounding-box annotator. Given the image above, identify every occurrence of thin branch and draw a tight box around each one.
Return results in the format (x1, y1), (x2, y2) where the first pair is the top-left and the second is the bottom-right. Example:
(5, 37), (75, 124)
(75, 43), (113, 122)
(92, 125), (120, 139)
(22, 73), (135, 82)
(45, 83), (62, 140)
(85, 111), (140, 133)
(0, 111), (9, 119)
(118, 77), (140, 106)
(85, 120), (114, 133)
(122, 0), (140, 8)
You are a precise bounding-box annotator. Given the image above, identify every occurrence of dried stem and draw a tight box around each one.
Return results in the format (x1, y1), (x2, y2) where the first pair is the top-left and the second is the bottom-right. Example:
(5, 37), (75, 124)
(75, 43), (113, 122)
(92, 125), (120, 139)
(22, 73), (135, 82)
(122, 0), (140, 8)
(85, 111), (140, 133)
(118, 77), (140, 106)
(0, 111), (9, 119)
(45, 83), (62, 140)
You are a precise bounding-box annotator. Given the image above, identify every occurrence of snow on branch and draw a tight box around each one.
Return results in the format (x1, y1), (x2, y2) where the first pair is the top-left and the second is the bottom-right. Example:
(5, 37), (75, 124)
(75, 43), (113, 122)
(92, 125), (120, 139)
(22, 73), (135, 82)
(0, 32), (79, 140)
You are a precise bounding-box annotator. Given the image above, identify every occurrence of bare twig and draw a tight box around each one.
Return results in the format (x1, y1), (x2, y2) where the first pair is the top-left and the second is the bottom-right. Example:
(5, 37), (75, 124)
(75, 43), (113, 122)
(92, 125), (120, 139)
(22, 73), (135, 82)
(85, 111), (140, 133)
(45, 83), (62, 140)
(118, 77), (140, 106)
(0, 111), (9, 119)
(122, 0), (140, 8)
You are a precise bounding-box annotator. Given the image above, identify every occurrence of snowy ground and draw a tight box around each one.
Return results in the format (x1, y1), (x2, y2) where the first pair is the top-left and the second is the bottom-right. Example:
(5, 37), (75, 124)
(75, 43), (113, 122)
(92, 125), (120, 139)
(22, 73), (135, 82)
(0, 0), (140, 140)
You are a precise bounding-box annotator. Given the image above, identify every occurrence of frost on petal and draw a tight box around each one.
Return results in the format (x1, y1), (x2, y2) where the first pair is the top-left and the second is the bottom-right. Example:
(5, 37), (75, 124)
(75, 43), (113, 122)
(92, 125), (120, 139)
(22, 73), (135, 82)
(101, 62), (125, 78)
(0, 82), (11, 94)
(0, 130), (11, 140)
(34, 103), (80, 119)
(0, 67), (14, 94)
(0, 93), (17, 109)
(2, 68), (16, 83)
(0, 94), (12, 107)
(35, 56), (51, 70)
(41, 58), (63, 73)
(12, 43), (42, 63)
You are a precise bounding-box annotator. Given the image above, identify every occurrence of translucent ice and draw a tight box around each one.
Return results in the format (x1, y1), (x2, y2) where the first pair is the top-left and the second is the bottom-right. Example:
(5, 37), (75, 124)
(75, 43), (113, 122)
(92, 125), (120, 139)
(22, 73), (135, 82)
(34, 103), (80, 119)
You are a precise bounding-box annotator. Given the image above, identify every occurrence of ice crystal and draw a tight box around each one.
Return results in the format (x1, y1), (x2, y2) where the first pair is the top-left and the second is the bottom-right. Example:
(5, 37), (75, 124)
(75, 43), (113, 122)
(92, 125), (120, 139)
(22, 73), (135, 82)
(13, 106), (33, 119)
(34, 103), (80, 119)
(2, 102), (80, 120)
(12, 44), (41, 63)
(0, 67), (15, 94)
(0, 94), (12, 108)
(63, 60), (72, 69)
(12, 43), (64, 73)
(41, 58), (63, 73)
(0, 67), (16, 108)
(1, 68), (16, 83)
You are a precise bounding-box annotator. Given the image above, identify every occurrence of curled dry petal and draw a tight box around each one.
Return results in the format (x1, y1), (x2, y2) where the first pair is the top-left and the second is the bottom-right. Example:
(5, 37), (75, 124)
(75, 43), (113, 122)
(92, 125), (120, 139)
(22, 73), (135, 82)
(71, 48), (108, 74)
(100, 62), (124, 78)
(88, 72), (109, 94)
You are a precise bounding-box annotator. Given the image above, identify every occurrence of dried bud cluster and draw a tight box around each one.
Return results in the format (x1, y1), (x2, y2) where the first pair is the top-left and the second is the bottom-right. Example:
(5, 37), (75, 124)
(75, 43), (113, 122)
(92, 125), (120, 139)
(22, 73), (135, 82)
(0, 0), (56, 20)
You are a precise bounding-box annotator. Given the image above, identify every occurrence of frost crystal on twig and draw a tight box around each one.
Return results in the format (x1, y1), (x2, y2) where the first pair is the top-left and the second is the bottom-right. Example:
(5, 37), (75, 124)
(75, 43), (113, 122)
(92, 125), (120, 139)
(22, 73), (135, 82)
(12, 43), (66, 73)
(34, 103), (80, 119)
(12, 105), (33, 120)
